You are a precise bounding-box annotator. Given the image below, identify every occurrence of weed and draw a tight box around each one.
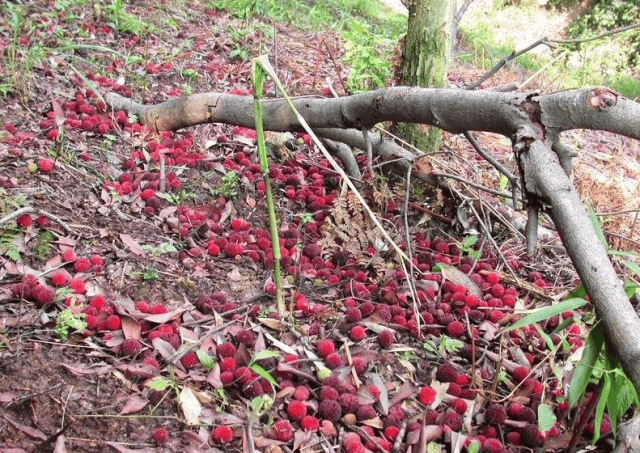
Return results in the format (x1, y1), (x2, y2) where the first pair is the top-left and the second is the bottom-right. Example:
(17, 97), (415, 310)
(157, 188), (196, 205)
(181, 68), (199, 81)
(455, 235), (481, 261)
(141, 242), (178, 257)
(34, 231), (56, 261)
(209, 171), (239, 199)
(0, 227), (22, 262)
(55, 308), (87, 341)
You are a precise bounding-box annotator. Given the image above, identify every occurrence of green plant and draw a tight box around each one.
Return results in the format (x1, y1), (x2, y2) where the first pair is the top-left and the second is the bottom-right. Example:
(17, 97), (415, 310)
(0, 227), (22, 262)
(342, 20), (395, 92)
(141, 242), (178, 257)
(129, 266), (159, 281)
(34, 231), (56, 261)
(209, 171), (239, 199)
(423, 335), (465, 356)
(181, 68), (198, 81)
(455, 235), (481, 261)
(157, 188), (196, 205)
(106, 0), (153, 36)
(248, 349), (281, 391)
(55, 308), (87, 340)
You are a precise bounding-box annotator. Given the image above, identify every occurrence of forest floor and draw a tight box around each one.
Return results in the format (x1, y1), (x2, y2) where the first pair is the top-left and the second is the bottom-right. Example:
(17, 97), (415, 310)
(1, 1), (639, 453)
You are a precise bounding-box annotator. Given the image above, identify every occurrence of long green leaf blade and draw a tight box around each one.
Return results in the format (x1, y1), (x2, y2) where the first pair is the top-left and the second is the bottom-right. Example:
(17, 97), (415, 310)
(569, 322), (604, 408)
(506, 298), (587, 331)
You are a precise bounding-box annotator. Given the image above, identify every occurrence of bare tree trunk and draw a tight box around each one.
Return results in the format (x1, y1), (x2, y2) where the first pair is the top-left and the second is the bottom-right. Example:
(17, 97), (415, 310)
(396, 0), (455, 152)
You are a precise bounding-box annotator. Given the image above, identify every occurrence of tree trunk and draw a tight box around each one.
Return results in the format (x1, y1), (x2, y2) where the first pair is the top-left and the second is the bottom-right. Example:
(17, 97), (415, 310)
(106, 87), (640, 394)
(396, 0), (454, 152)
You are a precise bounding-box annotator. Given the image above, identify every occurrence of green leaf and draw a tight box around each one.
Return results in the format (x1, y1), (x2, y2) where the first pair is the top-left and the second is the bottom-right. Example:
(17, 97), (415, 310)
(506, 298), (588, 331)
(196, 350), (214, 371)
(146, 376), (172, 391)
(587, 203), (608, 251)
(533, 324), (555, 351)
(349, 20), (367, 34)
(569, 322), (605, 408)
(466, 439), (481, 453)
(250, 363), (278, 389)
(249, 349), (281, 366)
(623, 279), (639, 298)
(567, 284), (586, 299)
(537, 404), (557, 431)
(593, 372), (610, 441)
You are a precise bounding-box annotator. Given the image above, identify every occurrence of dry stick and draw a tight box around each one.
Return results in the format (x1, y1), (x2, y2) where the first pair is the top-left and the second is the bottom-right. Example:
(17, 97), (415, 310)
(322, 39), (349, 95)
(362, 126), (374, 176)
(402, 164), (421, 332)
(430, 172), (511, 199)
(256, 55), (415, 268)
(0, 206), (77, 234)
(391, 418), (408, 453)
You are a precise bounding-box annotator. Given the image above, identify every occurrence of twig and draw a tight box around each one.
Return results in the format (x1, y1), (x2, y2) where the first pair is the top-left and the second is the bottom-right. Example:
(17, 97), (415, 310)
(431, 172), (512, 199)
(362, 126), (374, 176)
(0, 206), (77, 234)
(463, 131), (519, 188)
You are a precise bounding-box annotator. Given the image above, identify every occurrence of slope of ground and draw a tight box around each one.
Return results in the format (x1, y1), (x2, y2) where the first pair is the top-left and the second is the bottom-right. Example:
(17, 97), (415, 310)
(0, 1), (637, 453)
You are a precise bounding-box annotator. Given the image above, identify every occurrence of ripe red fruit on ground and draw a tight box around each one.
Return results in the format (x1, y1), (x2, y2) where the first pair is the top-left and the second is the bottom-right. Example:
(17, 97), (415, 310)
(440, 410), (464, 431)
(89, 254), (104, 267)
(121, 338), (142, 356)
(47, 129), (59, 141)
(511, 366), (529, 383)
(286, 400), (307, 421)
(349, 325), (366, 342)
(211, 425), (233, 444)
(74, 258), (91, 272)
(273, 419), (293, 441)
(293, 385), (310, 401)
(352, 356), (366, 375)
(505, 431), (520, 445)
(135, 300), (150, 312)
(450, 398), (467, 415)
(384, 425), (400, 441)
(152, 427), (169, 444)
(378, 330), (394, 348)
(181, 351), (199, 369)
(33, 285), (54, 306)
(105, 315), (121, 330)
(486, 403), (507, 424)
(418, 386), (437, 405)
(521, 424), (544, 448)
(325, 352), (343, 369)
(38, 158), (55, 172)
(482, 437), (504, 453)
(485, 272), (500, 285)
(338, 393), (359, 414)
(68, 278), (86, 293)
(142, 357), (159, 369)
(356, 404), (377, 421)
(446, 320), (466, 338)
(61, 249), (77, 262)
(300, 415), (319, 431)
(318, 399), (342, 422)
(149, 304), (167, 314)
(436, 362), (459, 382)
(345, 306), (362, 323)
(220, 357), (237, 372)
(224, 242), (244, 258)
(319, 386), (339, 401)
(140, 188), (155, 201)
(316, 338), (335, 358)
(16, 214), (33, 228)
(342, 432), (363, 450)
(217, 341), (236, 358)
(49, 271), (69, 287)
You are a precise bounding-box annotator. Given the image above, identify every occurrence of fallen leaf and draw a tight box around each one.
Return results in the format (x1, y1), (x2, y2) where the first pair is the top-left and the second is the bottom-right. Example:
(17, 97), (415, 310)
(3, 415), (47, 440)
(53, 435), (68, 453)
(119, 234), (145, 256)
(61, 362), (113, 376)
(121, 316), (141, 340)
(440, 265), (482, 297)
(179, 387), (202, 426)
(119, 394), (149, 415)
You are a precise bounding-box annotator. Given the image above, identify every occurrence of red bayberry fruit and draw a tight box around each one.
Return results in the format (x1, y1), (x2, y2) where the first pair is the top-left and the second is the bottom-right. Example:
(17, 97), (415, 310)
(485, 272), (500, 285)
(273, 419), (293, 441)
(418, 386), (437, 405)
(345, 306), (362, 323)
(152, 427), (169, 444)
(482, 438), (504, 453)
(142, 357), (159, 369)
(446, 320), (466, 338)
(149, 304), (167, 314)
(486, 403), (507, 424)
(180, 351), (199, 369)
(338, 393), (359, 414)
(61, 249), (77, 262)
(105, 315), (121, 330)
(33, 285), (55, 306)
(211, 425), (233, 444)
(74, 258), (91, 272)
(319, 386), (339, 401)
(451, 398), (467, 415)
(286, 400), (307, 421)
(220, 357), (237, 372)
(378, 330), (394, 348)
(301, 415), (319, 431)
(440, 410), (464, 431)
(356, 404), (377, 421)
(521, 424), (544, 448)
(121, 338), (142, 356)
(16, 214), (33, 228)
(38, 158), (55, 172)
(68, 278), (86, 293)
(325, 353), (343, 369)
(511, 366), (529, 383)
(316, 338), (335, 358)
(224, 242), (244, 258)
(217, 341), (236, 358)
(49, 271), (69, 287)
(436, 362), (458, 382)
(349, 325), (366, 342)
(318, 399), (342, 422)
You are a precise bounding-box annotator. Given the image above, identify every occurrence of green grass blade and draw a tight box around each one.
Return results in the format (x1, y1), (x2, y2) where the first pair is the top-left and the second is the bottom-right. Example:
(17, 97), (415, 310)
(506, 298), (587, 331)
(569, 321), (604, 408)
